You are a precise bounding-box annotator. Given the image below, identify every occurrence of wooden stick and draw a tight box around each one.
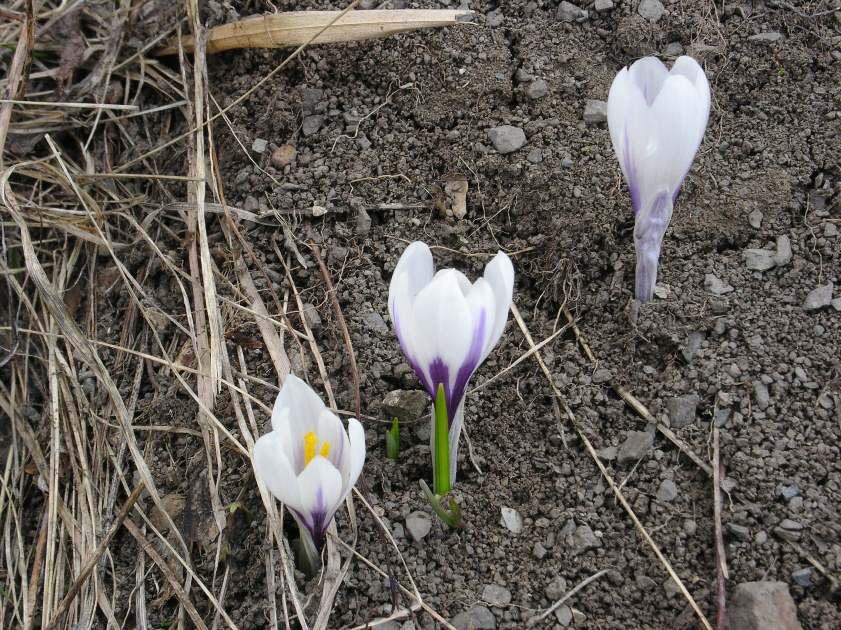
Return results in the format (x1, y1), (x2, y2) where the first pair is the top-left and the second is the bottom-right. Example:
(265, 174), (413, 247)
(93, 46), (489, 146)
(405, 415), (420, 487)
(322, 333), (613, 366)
(713, 428), (728, 630)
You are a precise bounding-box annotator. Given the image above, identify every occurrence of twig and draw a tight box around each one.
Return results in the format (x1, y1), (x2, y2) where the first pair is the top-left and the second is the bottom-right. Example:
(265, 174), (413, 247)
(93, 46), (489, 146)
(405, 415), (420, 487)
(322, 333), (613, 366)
(44, 484), (145, 630)
(512, 304), (713, 630)
(526, 569), (609, 626)
(713, 428), (728, 630)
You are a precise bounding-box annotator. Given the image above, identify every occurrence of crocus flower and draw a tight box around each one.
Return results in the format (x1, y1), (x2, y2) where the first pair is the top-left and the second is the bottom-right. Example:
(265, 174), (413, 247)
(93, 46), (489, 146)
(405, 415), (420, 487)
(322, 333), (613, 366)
(253, 374), (365, 560)
(607, 55), (710, 302)
(388, 241), (514, 492)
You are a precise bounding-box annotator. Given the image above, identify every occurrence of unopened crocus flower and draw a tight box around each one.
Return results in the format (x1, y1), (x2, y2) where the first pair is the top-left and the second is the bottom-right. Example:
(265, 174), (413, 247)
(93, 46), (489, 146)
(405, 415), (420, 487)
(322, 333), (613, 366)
(388, 242), (514, 498)
(253, 374), (365, 573)
(607, 55), (711, 302)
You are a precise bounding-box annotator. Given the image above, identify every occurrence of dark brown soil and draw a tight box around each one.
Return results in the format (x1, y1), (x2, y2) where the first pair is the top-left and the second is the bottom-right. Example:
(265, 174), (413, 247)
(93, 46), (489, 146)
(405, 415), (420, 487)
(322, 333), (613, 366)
(7, 0), (841, 628)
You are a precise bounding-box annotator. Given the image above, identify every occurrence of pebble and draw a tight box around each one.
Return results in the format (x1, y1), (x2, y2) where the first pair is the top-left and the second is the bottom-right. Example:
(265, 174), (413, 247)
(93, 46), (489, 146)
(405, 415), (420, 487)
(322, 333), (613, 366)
(638, 0), (665, 22)
(451, 605), (496, 630)
(554, 605), (573, 627)
(532, 541), (548, 559)
(596, 446), (618, 461)
(749, 32), (784, 45)
(832, 297), (841, 311)
(666, 394), (700, 429)
(526, 148), (543, 164)
(617, 431), (654, 463)
(725, 581), (803, 630)
(682, 330), (707, 363)
(300, 87), (323, 114)
(556, 1), (588, 22)
(482, 584), (512, 606)
(684, 519), (697, 536)
(704, 273), (734, 295)
(665, 42), (684, 56)
(656, 479), (678, 502)
(791, 568), (813, 588)
(754, 382), (771, 410)
(301, 302), (322, 331)
(825, 222), (838, 237)
(749, 209), (764, 228)
(356, 207), (372, 235)
(583, 99), (608, 124)
(405, 511), (432, 542)
(271, 144), (297, 168)
(363, 311), (390, 335)
(485, 9), (503, 28)
(592, 368), (612, 384)
(780, 519), (802, 531)
(488, 125), (526, 154)
(567, 524), (601, 555)
(545, 576), (567, 600)
(251, 138), (268, 153)
(527, 79), (549, 100)
(302, 114), (325, 136)
(729, 523), (751, 542)
(743, 248), (776, 271)
(803, 282), (833, 310)
(500, 507), (524, 534)
(773, 235), (792, 266)
(381, 390), (429, 423)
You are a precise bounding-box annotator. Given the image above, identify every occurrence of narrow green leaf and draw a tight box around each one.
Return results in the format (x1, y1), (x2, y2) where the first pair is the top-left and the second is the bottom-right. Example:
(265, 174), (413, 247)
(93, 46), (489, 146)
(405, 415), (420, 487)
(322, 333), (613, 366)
(434, 383), (450, 496)
(385, 417), (400, 460)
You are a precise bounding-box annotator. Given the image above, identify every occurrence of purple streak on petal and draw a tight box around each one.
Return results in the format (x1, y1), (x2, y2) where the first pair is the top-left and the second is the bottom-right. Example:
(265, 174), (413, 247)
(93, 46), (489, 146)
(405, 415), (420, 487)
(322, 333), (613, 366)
(634, 190), (673, 303)
(448, 309), (487, 428)
(622, 126), (641, 215)
(294, 486), (332, 549)
(427, 358), (451, 408)
(392, 312), (433, 395)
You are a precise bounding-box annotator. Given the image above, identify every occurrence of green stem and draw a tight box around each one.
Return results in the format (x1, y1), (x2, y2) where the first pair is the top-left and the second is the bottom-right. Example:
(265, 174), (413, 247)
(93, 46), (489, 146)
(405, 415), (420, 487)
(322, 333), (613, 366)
(419, 480), (463, 529)
(433, 383), (450, 496)
(293, 527), (321, 579)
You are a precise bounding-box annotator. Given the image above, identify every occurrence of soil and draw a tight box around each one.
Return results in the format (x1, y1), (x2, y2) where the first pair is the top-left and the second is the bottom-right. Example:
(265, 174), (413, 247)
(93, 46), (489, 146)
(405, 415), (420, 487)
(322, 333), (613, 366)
(7, 0), (841, 628)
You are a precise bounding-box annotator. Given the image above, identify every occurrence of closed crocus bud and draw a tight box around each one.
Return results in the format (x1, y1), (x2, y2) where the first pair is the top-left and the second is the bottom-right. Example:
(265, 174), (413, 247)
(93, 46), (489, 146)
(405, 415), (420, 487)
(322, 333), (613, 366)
(253, 374), (365, 558)
(607, 56), (711, 302)
(388, 241), (514, 490)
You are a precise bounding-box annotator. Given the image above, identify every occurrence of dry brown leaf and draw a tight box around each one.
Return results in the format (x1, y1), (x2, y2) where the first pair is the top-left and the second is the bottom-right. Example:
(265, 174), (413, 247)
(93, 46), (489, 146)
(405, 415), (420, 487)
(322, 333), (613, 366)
(156, 9), (470, 55)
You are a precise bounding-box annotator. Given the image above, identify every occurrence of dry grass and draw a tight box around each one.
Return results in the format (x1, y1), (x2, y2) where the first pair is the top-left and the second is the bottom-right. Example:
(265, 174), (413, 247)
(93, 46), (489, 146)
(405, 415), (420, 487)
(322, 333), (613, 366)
(0, 1), (457, 628)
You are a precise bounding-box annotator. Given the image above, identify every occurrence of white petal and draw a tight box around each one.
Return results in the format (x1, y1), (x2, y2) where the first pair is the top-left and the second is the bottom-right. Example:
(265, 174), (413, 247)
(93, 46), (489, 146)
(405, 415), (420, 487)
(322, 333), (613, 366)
(316, 409), (351, 476)
(253, 432), (303, 512)
(297, 457), (344, 527)
(409, 270), (473, 392)
(388, 241), (434, 324)
(481, 251), (514, 358)
(608, 77), (656, 211)
(346, 417), (366, 492)
(272, 374), (325, 435)
(627, 56), (669, 105)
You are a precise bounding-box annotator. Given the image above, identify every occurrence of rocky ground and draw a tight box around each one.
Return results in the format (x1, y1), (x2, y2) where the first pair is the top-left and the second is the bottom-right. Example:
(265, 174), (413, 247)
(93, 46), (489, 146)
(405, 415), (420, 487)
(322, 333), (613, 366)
(9, 0), (840, 628)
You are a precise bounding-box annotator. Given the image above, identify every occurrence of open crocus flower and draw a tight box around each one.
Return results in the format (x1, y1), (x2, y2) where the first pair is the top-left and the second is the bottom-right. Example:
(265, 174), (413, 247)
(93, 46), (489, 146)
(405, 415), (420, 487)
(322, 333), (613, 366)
(253, 374), (365, 569)
(388, 241), (514, 495)
(607, 55), (711, 302)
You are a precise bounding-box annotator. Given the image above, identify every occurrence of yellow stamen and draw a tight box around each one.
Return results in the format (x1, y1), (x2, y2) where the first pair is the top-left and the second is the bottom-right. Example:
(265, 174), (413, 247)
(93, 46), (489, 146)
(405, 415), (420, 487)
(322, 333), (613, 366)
(304, 431), (317, 466)
(303, 431), (331, 466)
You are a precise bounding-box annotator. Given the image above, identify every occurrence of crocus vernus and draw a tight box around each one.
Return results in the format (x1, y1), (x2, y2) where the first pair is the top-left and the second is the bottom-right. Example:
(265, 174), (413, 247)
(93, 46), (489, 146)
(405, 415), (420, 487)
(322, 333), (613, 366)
(388, 241), (514, 520)
(253, 374), (365, 575)
(607, 55), (711, 302)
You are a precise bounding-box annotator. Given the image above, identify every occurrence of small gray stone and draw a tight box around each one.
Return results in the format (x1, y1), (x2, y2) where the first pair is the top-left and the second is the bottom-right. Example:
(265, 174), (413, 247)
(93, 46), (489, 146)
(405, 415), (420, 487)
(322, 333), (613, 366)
(749, 209), (764, 228)
(592, 368), (612, 384)
(780, 484), (800, 500)
(754, 382), (771, 410)
(356, 208), (372, 236)
(527, 79), (549, 100)
(726, 581), (803, 630)
(743, 248), (776, 271)
(684, 519), (698, 536)
(617, 431), (654, 463)
(780, 519), (802, 531)
(545, 576), (567, 600)
(485, 9), (503, 28)
(596, 446), (618, 461)
(363, 311), (389, 335)
(555, 605), (573, 627)
(382, 390), (429, 423)
(666, 394), (701, 429)
(405, 511), (432, 542)
(729, 523), (751, 542)
(656, 479), (678, 502)
(557, 1), (588, 22)
(664, 41), (684, 56)
(567, 524), (600, 555)
(251, 138), (268, 153)
(803, 282), (833, 311)
(482, 584), (512, 606)
(488, 126), (526, 154)
(682, 331), (707, 363)
(791, 568), (813, 588)
(301, 302), (322, 331)
(704, 274), (734, 295)
(749, 32), (784, 45)
(526, 148), (543, 164)
(583, 99), (608, 124)
(831, 297), (841, 311)
(594, 0), (614, 11)
(500, 507), (524, 534)
(532, 541), (548, 559)
(302, 114), (325, 136)
(451, 605), (496, 630)
(271, 144), (297, 168)
(825, 222), (838, 237)
(300, 87), (323, 114)
(773, 235), (792, 266)
(638, 0), (665, 22)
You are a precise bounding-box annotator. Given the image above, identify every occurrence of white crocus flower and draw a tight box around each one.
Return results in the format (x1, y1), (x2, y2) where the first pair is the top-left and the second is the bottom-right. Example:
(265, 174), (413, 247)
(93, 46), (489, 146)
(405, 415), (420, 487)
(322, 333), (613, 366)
(253, 374), (365, 556)
(388, 241), (514, 490)
(607, 55), (711, 302)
